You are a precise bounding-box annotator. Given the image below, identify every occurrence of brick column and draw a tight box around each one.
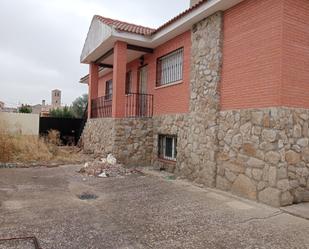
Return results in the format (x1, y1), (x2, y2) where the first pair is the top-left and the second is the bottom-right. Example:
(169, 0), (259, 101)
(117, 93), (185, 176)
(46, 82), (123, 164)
(88, 63), (99, 119)
(112, 41), (127, 118)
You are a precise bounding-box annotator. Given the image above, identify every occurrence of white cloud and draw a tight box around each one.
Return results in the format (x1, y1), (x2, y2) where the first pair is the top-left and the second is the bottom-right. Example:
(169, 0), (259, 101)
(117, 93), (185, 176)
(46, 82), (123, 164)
(0, 50), (61, 78)
(0, 0), (188, 107)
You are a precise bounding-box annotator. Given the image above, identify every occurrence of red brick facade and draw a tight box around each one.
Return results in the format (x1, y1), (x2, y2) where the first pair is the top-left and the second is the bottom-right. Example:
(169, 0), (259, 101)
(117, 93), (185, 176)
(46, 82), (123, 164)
(96, 31), (191, 116)
(281, 0), (309, 108)
(89, 0), (309, 115)
(221, 0), (283, 110)
(221, 0), (309, 110)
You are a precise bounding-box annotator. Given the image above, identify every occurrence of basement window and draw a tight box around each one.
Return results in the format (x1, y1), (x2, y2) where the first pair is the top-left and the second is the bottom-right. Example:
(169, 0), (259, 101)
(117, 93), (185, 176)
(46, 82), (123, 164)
(158, 135), (177, 161)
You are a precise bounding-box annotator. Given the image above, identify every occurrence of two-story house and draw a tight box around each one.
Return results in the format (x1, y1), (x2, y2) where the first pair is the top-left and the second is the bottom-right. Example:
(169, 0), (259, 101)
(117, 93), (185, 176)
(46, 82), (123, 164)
(80, 0), (309, 207)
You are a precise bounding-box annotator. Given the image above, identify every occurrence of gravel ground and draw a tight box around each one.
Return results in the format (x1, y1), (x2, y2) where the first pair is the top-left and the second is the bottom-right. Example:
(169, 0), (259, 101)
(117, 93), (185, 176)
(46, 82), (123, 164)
(0, 165), (309, 249)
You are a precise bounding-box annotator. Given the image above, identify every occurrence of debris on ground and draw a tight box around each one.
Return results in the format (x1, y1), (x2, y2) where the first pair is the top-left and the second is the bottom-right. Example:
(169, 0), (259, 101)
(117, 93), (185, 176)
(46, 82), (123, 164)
(78, 154), (141, 178)
(77, 192), (98, 200)
(165, 175), (176, 181)
(106, 154), (117, 165)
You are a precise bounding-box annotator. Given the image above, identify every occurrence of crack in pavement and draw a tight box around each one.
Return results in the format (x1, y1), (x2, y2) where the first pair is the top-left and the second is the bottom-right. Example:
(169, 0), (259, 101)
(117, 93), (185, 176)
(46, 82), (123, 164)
(280, 209), (309, 221)
(239, 211), (284, 224)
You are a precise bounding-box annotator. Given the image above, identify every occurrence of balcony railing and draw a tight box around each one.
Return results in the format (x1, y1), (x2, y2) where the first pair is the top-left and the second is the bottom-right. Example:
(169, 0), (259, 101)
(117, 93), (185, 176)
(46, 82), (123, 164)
(91, 93), (154, 118)
(125, 93), (153, 118)
(91, 95), (112, 118)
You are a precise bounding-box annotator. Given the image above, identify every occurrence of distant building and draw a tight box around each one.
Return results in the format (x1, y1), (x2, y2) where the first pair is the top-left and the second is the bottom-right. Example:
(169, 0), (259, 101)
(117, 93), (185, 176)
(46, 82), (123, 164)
(52, 89), (61, 108)
(30, 89), (63, 116)
(0, 101), (17, 113)
(2, 107), (17, 113)
(31, 102), (44, 115)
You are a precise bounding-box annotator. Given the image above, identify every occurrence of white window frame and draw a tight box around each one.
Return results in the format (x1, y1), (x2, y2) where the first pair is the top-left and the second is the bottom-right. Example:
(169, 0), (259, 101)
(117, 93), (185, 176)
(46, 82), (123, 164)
(159, 135), (177, 161)
(156, 48), (184, 86)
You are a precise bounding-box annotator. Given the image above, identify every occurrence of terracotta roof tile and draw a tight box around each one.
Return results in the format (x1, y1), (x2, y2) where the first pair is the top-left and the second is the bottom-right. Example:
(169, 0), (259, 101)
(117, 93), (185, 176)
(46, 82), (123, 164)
(95, 15), (155, 36)
(95, 0), (208, 36)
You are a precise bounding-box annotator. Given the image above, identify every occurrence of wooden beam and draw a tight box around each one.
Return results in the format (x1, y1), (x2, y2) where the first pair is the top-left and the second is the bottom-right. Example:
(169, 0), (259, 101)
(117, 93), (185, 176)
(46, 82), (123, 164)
(98, 63), (113, 69)
(95, 48), (114, 64)
(127, 44), (154, 54)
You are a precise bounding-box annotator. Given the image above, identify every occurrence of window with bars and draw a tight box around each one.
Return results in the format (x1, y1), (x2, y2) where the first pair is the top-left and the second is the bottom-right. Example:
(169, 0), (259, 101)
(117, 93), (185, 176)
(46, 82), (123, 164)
(158, 135), (177, 161)
(156, 48), (184, 87)
(125, 71), (132, 94)
(105, 80), (112, 100)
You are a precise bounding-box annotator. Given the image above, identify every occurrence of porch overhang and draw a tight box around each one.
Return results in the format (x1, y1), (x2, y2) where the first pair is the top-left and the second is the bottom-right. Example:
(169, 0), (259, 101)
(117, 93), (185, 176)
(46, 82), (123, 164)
(80, 0), (244, 67)
(80, 17), (153, 65)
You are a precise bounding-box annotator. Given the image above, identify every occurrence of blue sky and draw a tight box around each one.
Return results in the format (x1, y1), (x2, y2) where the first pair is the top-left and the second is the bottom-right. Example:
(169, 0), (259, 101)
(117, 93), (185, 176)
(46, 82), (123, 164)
(0, 0), (188, 107)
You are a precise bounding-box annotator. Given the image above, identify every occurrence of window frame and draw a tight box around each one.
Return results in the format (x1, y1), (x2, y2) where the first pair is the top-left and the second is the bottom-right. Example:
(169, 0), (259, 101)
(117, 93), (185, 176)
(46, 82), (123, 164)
(105, 79), (113, 100)
(158, 134), (177, 161)
(125, 71), (132, 95)
(156, 47), (184, 87)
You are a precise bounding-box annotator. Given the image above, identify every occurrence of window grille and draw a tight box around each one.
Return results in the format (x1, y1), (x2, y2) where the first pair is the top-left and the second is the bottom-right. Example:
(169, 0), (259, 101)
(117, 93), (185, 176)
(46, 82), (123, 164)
(156, 48), (184, 86)
(158, 135), (177, 161)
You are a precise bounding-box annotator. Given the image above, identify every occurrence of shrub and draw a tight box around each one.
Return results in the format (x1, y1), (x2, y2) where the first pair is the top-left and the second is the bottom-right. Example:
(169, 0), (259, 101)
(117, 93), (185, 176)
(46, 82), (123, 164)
(49, 106), (74, 118)
(18, 104), (32, 113)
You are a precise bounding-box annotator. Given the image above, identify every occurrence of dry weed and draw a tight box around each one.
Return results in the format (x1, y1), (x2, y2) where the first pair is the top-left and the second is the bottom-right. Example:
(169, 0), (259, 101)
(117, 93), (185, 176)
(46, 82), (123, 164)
(47, 130), (61, 146)
(0, 125), (15, 162)
(0, 125), (82, 164)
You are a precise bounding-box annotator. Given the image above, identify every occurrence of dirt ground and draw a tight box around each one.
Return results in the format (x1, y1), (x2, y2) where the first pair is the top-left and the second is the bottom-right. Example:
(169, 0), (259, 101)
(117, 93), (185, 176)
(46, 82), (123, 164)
(0, 165), (309, 249)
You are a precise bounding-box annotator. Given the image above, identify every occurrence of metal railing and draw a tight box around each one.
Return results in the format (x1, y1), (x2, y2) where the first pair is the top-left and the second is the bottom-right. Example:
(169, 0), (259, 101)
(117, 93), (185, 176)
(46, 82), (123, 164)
(125, 93), (153, 118)
(91, 95), (112, 118)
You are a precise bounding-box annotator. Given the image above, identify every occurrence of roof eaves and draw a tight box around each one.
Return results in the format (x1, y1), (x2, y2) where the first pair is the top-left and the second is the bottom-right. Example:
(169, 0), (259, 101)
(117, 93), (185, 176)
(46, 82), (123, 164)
(151, 0), (208, 35)
(94, 0), (209, 37)
(95, 15), (155, 36)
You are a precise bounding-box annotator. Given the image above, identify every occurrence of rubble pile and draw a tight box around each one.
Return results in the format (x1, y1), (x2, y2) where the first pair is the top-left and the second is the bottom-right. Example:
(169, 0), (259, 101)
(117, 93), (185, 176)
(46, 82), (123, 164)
(78, 154), (141, 178)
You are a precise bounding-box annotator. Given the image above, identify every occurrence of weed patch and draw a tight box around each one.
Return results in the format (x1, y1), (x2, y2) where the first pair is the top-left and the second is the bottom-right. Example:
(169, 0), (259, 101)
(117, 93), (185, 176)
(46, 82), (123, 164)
(0, 126), (82, 164)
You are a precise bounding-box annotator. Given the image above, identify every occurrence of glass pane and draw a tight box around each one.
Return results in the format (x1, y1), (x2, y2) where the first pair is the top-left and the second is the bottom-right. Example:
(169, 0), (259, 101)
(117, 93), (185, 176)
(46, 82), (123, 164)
(165, 137), (173, 158)
(174, 137), (177, 158)
(158, 135), (163, 158)
(125, 72), (131, 94)
(158, 48), (183, 86)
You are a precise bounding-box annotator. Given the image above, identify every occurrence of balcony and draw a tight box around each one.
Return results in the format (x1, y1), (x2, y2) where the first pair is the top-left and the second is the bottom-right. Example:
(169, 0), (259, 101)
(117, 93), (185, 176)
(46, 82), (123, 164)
(125, 93), (153, 118)
(91, 93), (153, 118)
(91, 95), (112, 118)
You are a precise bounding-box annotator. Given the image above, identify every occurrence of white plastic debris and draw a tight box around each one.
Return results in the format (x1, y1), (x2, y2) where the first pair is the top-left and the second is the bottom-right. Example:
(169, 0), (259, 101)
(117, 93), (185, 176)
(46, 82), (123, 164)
(98, 172), (107, 178)
(107, 154), (117, 165)
(84, 162), (89, 168)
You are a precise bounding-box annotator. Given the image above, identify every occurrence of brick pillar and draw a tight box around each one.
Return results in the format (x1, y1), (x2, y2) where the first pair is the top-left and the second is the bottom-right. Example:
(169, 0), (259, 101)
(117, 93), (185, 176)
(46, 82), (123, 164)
(88, 63), (99, 119)
(112, 41), (127, 118)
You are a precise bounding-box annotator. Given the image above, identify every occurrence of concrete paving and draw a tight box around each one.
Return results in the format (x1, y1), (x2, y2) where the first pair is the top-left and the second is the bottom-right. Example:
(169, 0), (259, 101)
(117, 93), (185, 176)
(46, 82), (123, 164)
(281, 203), (309, 220)
(0, 165), (309, 249)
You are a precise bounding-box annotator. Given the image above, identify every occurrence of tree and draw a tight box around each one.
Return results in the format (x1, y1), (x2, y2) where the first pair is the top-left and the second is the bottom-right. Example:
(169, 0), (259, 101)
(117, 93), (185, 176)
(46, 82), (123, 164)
(71, 94), (88, 118)
(19, 104), (32, 113)
(49, 106), (74, 118)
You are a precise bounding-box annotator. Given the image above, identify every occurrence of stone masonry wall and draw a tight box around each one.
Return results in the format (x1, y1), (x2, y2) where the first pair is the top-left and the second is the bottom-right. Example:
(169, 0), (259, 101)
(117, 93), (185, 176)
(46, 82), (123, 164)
(152, 114), (188, 172)
(175, 12), (224, 187)
(114, 118), (153, 167)
(217, 108), (309, 207)
(83, 118), (114, 155)
(83, 118), (153, 166)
